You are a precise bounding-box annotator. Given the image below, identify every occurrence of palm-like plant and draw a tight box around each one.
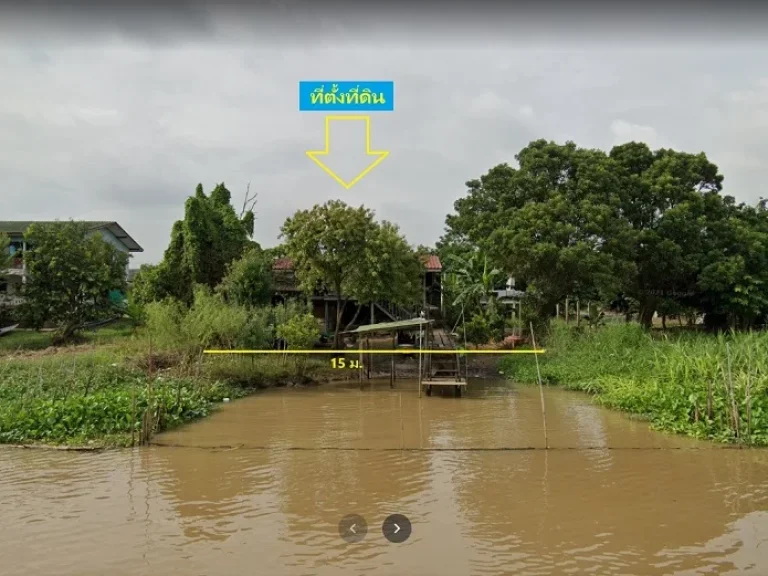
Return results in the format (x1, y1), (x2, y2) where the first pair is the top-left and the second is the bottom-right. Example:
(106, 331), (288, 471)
(449, 252), (504, 310)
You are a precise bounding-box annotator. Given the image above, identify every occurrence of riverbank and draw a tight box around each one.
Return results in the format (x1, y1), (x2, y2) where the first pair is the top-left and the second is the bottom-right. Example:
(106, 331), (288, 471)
(500, 322), (768, 446)
(0, 324), (345, 448)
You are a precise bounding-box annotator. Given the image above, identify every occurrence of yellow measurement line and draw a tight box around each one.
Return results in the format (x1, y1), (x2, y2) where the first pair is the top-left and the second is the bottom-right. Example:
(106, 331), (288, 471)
(203, 349), (546, 355)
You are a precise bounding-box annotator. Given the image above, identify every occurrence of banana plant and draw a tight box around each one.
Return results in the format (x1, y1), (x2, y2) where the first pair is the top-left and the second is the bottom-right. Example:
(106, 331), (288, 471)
(448, 252), (504, 310)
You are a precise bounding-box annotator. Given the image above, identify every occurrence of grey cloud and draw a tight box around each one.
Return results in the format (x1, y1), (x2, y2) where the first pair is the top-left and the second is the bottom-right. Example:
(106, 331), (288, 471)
(3, 2), (768, 48)
(2, 18), (768, 264)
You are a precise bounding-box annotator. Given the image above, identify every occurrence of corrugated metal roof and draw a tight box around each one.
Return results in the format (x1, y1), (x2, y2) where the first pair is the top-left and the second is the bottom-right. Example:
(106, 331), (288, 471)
(273, 254), (442, 271)
(345, 318), (433, 334)
(0, 221), (143, 252)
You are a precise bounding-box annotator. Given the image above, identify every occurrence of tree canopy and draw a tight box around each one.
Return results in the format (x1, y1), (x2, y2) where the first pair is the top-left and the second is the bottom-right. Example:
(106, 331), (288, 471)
(280, 200), (423, 346)
(217, 246), (274, 308)
(19, 222), (128, 341)
(442, 139), (766, 330)
(134, 182), (257, 305)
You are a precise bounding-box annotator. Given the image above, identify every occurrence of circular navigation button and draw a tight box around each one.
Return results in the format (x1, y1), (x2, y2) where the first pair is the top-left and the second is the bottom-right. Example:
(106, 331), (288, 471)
(382, 514), (412, 543)
(339, 514), (368, 543)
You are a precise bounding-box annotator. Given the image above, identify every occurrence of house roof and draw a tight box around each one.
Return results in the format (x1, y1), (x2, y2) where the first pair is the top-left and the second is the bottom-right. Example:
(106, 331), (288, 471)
(422, 254), (442, 271)
(0, 221), (143, 252)
(272, 257), (293, 271)
(272, 254), (442, 271)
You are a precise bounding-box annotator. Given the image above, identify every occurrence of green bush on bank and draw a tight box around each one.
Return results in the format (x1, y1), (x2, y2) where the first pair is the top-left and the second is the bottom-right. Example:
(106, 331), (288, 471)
(500, 321), (768, 446)
(0, 293), (332, 447)
(0, 356), (245, 446)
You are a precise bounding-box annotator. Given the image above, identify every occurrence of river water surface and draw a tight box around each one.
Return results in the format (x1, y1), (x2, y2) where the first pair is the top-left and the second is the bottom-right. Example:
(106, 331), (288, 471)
(2, 379), (768, 575)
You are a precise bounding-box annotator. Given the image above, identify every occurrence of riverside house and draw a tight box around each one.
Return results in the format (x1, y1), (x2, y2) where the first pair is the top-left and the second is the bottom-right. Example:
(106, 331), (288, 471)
(272, 254), (443, 334)
(0, 221), (144, 306)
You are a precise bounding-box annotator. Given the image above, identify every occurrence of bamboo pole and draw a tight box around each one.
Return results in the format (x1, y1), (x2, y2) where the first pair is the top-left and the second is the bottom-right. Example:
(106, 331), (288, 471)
(390, 332), (395, 388)
(746, 342), (753, 441)
(399, 392), (404, 450)
(418, 323), (423, 398)
(366, 337), (371, 380)
(725, 343), (740, 442)
(418, 396), (423, 448)
(462, 309), (469, 382)
(359, 336), (363, 387)
(576, 299), (581, 326)
(530, 322), (549, 450)
(131, 373), (137, 447)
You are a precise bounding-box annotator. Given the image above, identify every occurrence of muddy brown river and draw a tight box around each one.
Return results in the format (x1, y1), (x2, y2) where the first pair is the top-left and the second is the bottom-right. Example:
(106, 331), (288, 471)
(2, 379), (768, 575)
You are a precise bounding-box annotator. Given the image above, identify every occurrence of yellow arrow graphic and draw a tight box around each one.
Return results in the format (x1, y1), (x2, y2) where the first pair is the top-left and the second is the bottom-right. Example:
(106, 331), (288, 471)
(306, 115), (389, 190)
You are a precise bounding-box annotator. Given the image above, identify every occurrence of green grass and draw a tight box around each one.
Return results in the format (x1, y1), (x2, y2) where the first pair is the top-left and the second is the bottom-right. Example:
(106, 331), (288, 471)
(500, 321), (768, 446)
(0, 319), (138, 353)
(0, 321), (337, 448)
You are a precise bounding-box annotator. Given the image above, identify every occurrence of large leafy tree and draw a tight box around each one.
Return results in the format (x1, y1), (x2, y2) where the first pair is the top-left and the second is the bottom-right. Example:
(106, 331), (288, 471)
(280, 200), (422, 347)
(141, 182), (256, 305)
(345, 220), (423, 326)
(696, 198), (768, 329)
(19, 222), (128, 342)
(610, 143), (725, 327)
(281, 200), (376, 347)
(445, 140), (631, 324)
(443, 139), (751, 330)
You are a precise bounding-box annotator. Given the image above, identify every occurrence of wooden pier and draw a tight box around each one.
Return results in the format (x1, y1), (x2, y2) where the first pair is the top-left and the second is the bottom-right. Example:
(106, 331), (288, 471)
(421, 327), (467, 397)
(344, 318), (467, 398)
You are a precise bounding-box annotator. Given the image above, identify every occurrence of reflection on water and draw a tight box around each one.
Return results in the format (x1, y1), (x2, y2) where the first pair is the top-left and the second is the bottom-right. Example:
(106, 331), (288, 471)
(1, 380), (768, 575)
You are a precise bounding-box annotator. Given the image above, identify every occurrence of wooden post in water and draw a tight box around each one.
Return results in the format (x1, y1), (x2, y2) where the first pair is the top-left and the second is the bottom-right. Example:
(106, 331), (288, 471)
(418, 323), (423, 398)
(366, 337), (371, 380)
(530, 322), (549, 450)
(359, 335), (363, 387)
(390, 332), (396, 388)
(399, 392), (404, 450)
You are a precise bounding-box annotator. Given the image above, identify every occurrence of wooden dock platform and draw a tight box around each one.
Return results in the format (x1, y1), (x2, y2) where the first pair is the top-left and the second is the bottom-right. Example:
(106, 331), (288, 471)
(422, 378), (466, 397)
(424, 378), (467, 386)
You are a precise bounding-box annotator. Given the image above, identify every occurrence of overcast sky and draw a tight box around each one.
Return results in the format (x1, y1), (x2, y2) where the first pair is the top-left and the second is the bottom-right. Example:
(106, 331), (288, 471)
(2, 3), (768, 266)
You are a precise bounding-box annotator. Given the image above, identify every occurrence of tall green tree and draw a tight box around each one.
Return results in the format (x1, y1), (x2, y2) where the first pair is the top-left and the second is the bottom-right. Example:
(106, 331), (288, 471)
(280, 200), (423, 347)
(610, 143), (725, 327)
(696, 198), (768, 329)
(19, 222), (128, 342)
(147, 182), (256, 304)
(281, 200), (376, 347)
(344, 221), (423, 326)
(445, 140), (632, 326)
